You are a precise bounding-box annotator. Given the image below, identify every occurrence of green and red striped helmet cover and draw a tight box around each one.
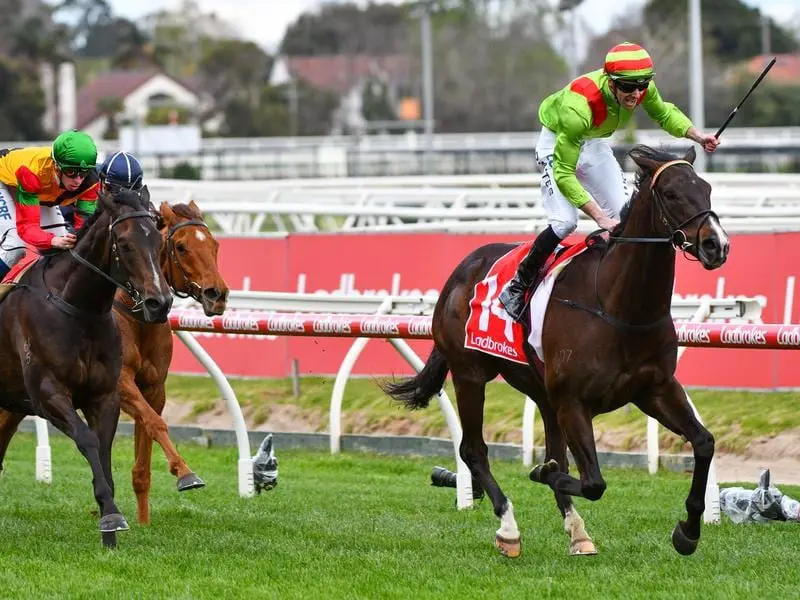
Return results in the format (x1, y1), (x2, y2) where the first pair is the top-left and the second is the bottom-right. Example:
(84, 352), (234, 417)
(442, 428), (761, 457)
(604, 42), (654, 83)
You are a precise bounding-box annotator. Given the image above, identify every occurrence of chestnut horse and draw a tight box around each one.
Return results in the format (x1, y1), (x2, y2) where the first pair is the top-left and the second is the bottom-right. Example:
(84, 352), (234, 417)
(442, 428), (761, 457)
(0, 187), (172, 547)
(382, 145), (730, 557)
(114, 200), (228, 525)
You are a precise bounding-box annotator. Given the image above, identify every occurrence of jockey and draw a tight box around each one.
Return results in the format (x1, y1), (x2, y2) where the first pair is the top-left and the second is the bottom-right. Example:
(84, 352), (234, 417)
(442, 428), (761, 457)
(499, 42), (720, 322)
(98, 150), (144, 193)
(0, 130), (99, 278)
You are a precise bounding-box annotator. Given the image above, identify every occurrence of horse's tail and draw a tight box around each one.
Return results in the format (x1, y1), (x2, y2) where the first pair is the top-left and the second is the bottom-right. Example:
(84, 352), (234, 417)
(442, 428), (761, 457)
(380, 347), (449, 410)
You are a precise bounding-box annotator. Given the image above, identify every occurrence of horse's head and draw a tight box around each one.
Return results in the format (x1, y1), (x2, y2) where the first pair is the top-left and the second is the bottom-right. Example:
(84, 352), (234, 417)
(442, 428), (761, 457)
(630, 145), (729, 270)
(159, 200), (228, 316)
(100, 186), (173, 322)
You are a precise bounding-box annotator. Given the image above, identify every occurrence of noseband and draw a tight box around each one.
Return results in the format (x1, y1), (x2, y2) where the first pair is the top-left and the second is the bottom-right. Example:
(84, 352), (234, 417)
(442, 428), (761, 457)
(609, 159), (718, 252)
(165, 218), (210, 302)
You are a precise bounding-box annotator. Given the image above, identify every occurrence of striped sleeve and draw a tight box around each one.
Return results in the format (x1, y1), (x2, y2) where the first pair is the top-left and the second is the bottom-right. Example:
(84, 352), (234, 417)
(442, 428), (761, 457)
(14, 166), (54, 248)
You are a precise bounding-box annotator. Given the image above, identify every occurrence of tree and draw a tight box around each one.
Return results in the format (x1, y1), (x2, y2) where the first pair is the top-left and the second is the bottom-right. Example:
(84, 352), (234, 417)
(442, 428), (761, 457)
(96, 95), (123, 139)
(642, 0), (797, 63)
(0, 57), (47, 140)
(280, 2), (409, 56)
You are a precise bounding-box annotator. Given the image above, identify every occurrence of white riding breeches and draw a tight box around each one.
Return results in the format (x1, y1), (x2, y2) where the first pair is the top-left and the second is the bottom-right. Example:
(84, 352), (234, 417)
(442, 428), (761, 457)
(535, 127), (629, 239)
(0, 182), (68, 274)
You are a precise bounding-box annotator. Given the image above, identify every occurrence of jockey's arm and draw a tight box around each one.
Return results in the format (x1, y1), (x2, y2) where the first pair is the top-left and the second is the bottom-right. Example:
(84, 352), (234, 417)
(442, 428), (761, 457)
(551, 110), (618, 231)
(72, 185), (99, 232)
(14, 167), (56, 250)
(641, 82), (693, 139)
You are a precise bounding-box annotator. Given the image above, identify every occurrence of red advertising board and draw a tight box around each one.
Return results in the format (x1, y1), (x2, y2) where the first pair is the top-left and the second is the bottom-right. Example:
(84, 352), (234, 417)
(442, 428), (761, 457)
(170, 232), (799, 389)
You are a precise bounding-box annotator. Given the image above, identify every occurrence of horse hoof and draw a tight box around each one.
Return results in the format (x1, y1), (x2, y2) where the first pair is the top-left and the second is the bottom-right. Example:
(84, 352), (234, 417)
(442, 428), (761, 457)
(495, 534), (521, 558)
(101, 531), (117, 549)
(529, 459), (559, 484)
(570, 538), (598, 556)
(671, 522), (699, 556)
(99, 513), (130, 533)
(177, 472), (206, 492)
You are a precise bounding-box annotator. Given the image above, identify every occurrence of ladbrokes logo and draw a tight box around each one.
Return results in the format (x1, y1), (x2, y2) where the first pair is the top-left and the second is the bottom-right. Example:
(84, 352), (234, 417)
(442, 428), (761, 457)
(222, 315), (260, 332)
(675, 323), (710, 345)
(777, 326), (800, 347)
(467, 332), (518, 358)
(407, 317), (432, 337)
(720, 325), (767, 345)
(312, 315), (352, 335)
(177, 313), (215, 330)
(359, 317), (400, 336)
(266, 314), (305, 333)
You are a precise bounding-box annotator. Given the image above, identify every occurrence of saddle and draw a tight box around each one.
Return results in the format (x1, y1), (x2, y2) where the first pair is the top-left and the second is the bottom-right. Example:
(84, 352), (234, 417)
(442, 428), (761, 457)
(0, 253), (39, 302)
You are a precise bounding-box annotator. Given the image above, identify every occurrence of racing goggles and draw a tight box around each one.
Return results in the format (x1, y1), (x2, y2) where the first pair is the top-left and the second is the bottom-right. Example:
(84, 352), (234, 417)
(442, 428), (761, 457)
(60, 166), (91, 178)
(614, 79), (651, 93)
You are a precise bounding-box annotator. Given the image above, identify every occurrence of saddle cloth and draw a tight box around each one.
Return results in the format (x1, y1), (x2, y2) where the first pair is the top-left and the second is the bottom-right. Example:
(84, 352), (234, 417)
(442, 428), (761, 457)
(463, 240), (589, 365)
(0, 252), (39, 302)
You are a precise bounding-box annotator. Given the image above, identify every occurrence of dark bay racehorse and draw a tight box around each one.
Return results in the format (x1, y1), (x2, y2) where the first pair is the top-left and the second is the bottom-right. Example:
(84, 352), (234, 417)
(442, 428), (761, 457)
(0, 187), (172, 548)
(382, 145), (729, 557)
(115, 200), (228, 525)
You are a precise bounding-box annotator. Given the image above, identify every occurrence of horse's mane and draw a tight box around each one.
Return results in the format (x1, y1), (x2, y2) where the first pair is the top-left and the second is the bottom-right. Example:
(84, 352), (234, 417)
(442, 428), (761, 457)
(76, 187), (149, 241)
(169, 202), (202, 220)
(594, 145), (681, 244)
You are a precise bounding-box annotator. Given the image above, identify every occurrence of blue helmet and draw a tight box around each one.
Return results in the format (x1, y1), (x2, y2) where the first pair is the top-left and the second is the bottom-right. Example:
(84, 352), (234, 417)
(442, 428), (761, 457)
(99, 151), (143, 190)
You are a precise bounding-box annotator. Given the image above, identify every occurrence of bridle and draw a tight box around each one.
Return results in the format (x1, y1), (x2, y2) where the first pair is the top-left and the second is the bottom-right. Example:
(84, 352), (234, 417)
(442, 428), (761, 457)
(556, 159), (718, 332)
(609, 159), (718, 253)
(164, 218), (210, 302)
(65, 209), (157, 318)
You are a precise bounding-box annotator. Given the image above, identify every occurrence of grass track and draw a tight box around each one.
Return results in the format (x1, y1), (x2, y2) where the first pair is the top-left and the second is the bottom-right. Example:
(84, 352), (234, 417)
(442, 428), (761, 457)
(1, 433), (798, 599)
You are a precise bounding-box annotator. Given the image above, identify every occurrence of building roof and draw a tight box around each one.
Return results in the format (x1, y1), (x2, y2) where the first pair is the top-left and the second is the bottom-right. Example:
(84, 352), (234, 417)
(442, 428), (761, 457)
(76, 69), (201, 129)
(286, 54), (411, 95)
(743, 53), (800, 85)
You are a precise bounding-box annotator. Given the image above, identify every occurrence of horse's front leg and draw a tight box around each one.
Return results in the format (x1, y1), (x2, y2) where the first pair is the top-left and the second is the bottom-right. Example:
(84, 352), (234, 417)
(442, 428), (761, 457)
(636, 377), (714, 556)
(27, 373), (128, 547)
(531, 401), (597, 556)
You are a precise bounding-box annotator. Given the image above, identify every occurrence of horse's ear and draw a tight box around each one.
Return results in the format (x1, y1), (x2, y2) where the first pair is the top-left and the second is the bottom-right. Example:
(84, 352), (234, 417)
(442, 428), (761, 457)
(160, 201), (176, 226)
(629, 146), (662, 175)
(683, 146), (697, 165)
(188, 199), (203, 218)
(98, 186), (115, 211)
(139, 185), (151, 206)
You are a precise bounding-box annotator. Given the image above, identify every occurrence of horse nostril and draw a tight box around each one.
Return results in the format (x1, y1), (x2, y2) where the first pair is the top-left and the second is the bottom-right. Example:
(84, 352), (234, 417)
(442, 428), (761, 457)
(701, 238), (719, 254)
(144, 298), (164, 313)
(203, 287), (221, 301)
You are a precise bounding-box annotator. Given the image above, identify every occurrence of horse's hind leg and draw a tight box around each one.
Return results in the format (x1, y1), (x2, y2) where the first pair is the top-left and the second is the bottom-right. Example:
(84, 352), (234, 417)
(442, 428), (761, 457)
(636, 378), (714, 556)
(534, 402), (596, 556)
(452, 372), (521, 558)
(0, 409), (25, 476)
(530, 399), (607, 502)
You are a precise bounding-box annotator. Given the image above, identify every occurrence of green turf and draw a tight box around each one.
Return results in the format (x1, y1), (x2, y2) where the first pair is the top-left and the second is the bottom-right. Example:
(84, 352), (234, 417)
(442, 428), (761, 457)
(1, 433), (798, 599)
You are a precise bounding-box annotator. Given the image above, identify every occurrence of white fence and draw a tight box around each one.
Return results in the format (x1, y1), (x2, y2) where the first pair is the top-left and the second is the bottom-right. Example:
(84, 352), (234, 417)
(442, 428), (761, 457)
(147, 172), (800, 235)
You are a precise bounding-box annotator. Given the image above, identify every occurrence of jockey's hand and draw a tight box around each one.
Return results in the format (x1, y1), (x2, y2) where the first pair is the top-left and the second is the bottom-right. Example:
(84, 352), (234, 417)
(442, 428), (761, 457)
(51, 233), (77, 249)
(596, 215), (620, 232)
(687, 127), (720, 153)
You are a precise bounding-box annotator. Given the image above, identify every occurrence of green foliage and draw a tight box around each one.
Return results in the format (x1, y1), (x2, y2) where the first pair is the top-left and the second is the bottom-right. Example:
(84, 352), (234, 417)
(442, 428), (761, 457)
(0, 57), (46, 140)
(725, 82), (800, 127)
(280, 2), (409, 56)
(165, 161), (201, 179)
(643, 0), (797, 63)
(146, 105), (191, 126)
(361, 76), (396, 123)
(96, 94), (123, 140)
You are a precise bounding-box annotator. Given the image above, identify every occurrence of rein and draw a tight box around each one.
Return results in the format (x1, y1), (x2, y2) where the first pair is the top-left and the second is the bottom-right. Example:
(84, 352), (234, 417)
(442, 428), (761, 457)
(45, 209), (156, 319)
(557, 159), (715, 332)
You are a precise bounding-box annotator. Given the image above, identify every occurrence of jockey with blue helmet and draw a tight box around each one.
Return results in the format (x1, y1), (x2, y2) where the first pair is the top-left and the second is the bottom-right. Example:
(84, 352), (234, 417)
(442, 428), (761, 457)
(98, 151), (144, 192)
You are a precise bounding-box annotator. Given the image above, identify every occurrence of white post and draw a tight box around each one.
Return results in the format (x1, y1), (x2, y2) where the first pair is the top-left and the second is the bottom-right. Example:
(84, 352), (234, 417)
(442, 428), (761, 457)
(35, 417), (52, 483)
(688, 0), (707, 172)
(388, 337), (473, 510)
(174, 330), (254, 498)
(521, 397), (536, 467)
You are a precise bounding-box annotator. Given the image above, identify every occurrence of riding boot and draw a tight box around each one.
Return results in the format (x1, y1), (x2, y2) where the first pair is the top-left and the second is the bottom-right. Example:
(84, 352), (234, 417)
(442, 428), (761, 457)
(499, 226), (562, 322)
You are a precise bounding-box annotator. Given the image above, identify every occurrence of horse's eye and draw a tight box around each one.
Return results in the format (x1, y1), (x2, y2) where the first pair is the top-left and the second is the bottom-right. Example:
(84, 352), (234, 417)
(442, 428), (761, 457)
(176, 243), (187, 253)
(117, 241), (134, 253)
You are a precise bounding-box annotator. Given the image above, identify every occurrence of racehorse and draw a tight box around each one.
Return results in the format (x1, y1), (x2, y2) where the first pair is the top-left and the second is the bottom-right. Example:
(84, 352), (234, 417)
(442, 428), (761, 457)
(381, 145), (729, 557)
(0, 186), (172, 548)
(115, 200), (228, 525)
